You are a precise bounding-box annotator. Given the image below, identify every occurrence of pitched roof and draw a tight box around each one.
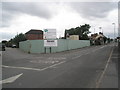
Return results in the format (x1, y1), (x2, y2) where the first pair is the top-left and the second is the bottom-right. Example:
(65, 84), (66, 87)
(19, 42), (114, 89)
(25, 29), (43, 34)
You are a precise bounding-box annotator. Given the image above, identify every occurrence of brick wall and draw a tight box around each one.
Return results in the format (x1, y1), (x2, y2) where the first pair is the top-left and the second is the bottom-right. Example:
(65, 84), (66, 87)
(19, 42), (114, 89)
(26, 34), (43, 40)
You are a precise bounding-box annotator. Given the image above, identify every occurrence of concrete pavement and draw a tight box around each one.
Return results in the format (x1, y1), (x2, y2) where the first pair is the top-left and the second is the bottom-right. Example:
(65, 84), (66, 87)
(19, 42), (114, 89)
(1, 43), (118, 88)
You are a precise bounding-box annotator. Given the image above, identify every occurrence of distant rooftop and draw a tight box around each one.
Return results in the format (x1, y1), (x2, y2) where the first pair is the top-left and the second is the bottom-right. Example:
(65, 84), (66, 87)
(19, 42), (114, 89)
(25, 29), (43, 34)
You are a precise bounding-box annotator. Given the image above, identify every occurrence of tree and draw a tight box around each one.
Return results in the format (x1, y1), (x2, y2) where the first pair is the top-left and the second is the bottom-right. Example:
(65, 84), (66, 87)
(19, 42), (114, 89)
(2, 40), (8, 44)
(64, 24), (91, 40)
(103, 36), (107, 44)
(1, 40), (8, 46)
(12, 33), (27, 48)
(6, 39), (13, 47)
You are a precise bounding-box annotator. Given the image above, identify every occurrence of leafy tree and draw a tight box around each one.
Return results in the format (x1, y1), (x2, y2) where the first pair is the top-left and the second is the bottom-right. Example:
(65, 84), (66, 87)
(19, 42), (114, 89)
(2, 40), (8, 44)
(59, 37), (66, 39)
(107, 38), (111, 43)
(12, 33), (27, 48)
(64, 24), (91, 40)
(1, 40), (7, 46)
(103, 36), (107, 44)
(6, 39), (13, 47)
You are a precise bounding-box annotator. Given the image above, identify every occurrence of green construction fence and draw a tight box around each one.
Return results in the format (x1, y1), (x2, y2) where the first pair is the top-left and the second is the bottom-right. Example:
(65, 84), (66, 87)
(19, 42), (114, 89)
(19, 39), (90, 53)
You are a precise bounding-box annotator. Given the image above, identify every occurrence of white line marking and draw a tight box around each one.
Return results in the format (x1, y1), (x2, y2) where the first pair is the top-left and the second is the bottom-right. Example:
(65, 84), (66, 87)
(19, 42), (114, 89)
(2, 65), (42, 71)
(96, 47), (114, 88)
(0, 73), (23, 84)
(2, 61), (66, 71)
(92, 46), (105, 52)
(72, 46), (106, 59)
(30, 60), (59, 64)
(48, 57), (66, 60)
(100, 46), (105, 49)
(39, 61), (66, 70)
(72, 55), (82, 59)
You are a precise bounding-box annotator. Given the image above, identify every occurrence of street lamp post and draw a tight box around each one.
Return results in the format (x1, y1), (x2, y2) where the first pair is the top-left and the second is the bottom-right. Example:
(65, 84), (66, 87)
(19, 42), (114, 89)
(94, 28), (95, 34)
(112, 23), (115, 41)
(99, 27), (102, 33)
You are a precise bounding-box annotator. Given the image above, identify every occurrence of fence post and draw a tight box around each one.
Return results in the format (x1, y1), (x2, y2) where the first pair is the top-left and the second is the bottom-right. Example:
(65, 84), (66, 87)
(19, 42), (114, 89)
(44, 47), (46, 53)
(50, 47), (52, 53)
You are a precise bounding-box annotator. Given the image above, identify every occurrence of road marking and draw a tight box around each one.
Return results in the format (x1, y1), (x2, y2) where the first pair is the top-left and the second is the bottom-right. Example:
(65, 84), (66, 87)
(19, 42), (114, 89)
(48, 57), (66, 60)
(72, 55), (82, 59)
(92, 46), (105, 52)
(96, 47), (114, 88)
(72, 46), (106, 60)
(2, 65), (43, 71)
(39, 61), (66, 70)
(2, 61), (66, 71)
(0, 73), (23, 84)
(30, 60), (59, 64)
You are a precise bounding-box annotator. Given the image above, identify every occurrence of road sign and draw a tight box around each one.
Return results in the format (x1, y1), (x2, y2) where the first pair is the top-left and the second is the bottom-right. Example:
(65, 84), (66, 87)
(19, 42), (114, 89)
(44, 29), (56, 39)
(44, 40), (57, 47)
(44, 29), (48, 32)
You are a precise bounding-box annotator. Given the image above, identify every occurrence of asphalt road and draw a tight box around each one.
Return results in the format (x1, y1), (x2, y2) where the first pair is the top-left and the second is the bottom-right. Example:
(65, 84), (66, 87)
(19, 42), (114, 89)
(1, 43), (118, 88)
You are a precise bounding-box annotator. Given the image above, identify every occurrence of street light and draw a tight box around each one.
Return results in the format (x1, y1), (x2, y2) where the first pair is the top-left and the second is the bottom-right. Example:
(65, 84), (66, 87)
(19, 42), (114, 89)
(94, 28), (95, 34)
(99, 27), (102, 33)
(112, 23), (115, 41)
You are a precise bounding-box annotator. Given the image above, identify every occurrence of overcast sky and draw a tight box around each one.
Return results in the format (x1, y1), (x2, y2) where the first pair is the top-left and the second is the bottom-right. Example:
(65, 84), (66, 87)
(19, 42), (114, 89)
(0, 0), (119, 41)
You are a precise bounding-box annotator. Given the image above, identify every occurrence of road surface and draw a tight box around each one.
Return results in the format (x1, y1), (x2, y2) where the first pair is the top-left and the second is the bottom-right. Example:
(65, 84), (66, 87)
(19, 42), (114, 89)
(1, 43), (118, 88)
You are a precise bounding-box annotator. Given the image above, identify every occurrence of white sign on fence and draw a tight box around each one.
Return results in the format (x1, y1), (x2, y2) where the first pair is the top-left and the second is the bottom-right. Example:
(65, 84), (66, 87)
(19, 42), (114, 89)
(44, 40), (58, 47)
(44, 29), (56, 39)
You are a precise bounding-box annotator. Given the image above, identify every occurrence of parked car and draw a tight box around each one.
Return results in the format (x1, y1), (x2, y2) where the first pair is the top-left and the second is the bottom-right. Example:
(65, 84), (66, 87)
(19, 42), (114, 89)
(12, 44), (16, 48)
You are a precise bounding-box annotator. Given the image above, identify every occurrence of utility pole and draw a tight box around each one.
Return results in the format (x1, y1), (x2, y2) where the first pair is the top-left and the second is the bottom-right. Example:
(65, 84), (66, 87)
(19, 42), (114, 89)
(94, 28), (95, 34)
(99, 27), (102, 33)
(112, 23), (116, 42)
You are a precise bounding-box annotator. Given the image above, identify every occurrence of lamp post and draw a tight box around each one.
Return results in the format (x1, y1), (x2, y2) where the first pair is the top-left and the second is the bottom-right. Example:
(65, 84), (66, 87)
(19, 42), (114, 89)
(94, 28), (95, 34)
(99, 27), (102, 33)
(112, 23), (115, 41)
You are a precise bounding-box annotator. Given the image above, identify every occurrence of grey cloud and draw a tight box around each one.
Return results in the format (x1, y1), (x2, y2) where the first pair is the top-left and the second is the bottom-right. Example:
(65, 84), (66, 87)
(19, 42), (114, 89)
(105, 32), (117, 38)
(1, 32), (15, 41)
(2, 2), (118, 27)
(118, 2), (120, 14)
(68, 2), (117, 19)
(0, 3), (2, 27)
(118, 2), (120, 12)
(2, 10), (15, 27)
(3, 2), (53, 18)
(2, 2), (55, 27)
